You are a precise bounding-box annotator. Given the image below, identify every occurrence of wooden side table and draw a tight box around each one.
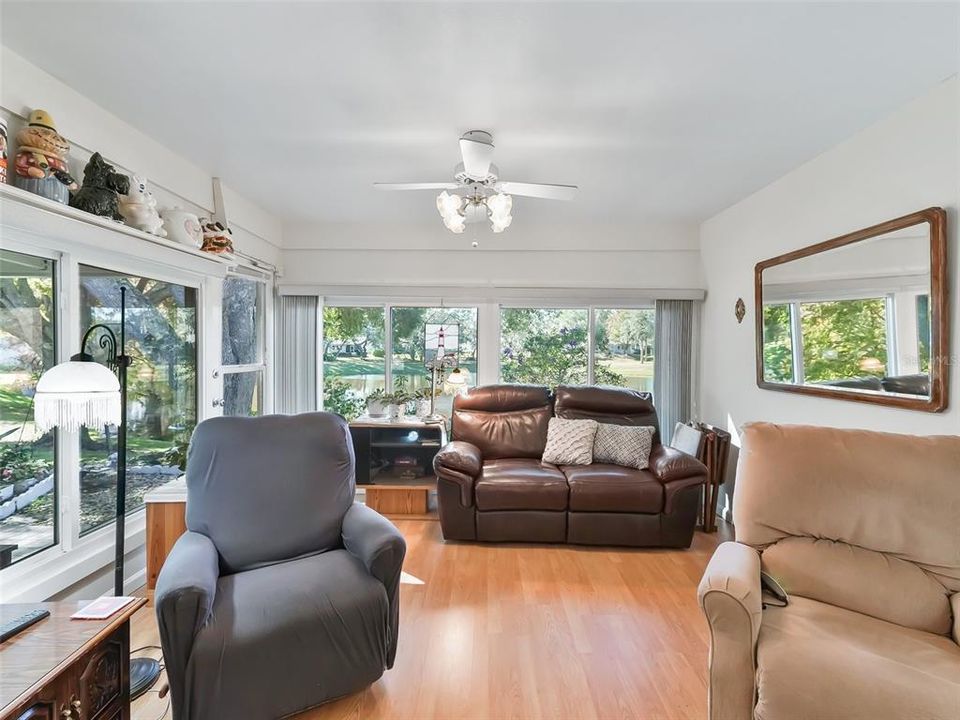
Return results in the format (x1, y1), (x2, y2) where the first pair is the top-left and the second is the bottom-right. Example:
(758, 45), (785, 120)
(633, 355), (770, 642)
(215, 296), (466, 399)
(0, 599), (146, 720)
(349, 417), (447, 517)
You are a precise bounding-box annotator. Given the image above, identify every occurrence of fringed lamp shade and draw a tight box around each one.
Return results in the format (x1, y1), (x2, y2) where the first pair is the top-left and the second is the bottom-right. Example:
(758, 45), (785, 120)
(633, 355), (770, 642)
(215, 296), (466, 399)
(34, 361), (121, 433)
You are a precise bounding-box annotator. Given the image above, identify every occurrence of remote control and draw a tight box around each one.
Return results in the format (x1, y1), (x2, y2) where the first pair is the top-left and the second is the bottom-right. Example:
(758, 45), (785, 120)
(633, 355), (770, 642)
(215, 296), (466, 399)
(0, 608), (51, 642)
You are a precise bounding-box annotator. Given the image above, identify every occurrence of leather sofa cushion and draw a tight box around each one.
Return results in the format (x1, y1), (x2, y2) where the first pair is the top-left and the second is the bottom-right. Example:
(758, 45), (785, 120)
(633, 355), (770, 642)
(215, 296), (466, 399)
(755, 595), (960, 720)
(554, 385), (662, 445)
(452, 385), (553, 459)
(562, 464), (663, 513)
(475, 458), (569, 511)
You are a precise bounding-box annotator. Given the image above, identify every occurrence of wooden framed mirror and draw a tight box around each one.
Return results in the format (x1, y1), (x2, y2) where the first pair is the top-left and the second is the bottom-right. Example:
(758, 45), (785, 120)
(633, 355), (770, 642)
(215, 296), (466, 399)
(755, 208), (948, 412)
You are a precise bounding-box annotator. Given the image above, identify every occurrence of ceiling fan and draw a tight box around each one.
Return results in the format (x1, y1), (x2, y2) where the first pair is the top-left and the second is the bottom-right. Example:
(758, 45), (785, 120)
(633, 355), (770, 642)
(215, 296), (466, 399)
(374, 130), (578, 233)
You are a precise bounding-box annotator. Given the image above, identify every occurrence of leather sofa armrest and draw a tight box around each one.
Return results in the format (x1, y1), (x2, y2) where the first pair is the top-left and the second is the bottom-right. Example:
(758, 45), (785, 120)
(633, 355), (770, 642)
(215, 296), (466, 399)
(648, 444), (708, 482)
(698, 541), (763, 720)
(433, 440), (483, 506)
(951, 593), (960, 645)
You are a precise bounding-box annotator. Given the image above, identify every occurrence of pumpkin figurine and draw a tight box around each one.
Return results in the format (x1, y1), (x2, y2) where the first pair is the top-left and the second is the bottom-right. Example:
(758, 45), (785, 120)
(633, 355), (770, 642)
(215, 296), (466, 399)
(70, 152), (130, 221)
(12, 109), (77, 203)
(199, 219), (235, 254)
(118, 174), (166, 236)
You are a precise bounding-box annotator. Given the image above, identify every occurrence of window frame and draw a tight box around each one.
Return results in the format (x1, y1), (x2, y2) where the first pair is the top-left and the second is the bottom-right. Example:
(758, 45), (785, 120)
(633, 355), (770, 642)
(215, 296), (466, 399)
(0, 230), (217, 601)
(321, 300), (482, 400)
(220, 272), (269, 416)
(0, 245), (61, 566)
(498, 302), (656, 385)
(762, 292), (902, 386)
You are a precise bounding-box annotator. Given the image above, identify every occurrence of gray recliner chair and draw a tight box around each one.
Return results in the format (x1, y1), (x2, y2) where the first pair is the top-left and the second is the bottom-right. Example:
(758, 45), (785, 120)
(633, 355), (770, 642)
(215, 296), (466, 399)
(155, 413), (406, 720)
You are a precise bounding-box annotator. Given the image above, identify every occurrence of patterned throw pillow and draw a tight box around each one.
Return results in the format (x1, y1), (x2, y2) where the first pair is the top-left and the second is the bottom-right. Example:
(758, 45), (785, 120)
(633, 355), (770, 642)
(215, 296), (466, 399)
(542, 418), (599, 465)
(593, 423), (655, 470)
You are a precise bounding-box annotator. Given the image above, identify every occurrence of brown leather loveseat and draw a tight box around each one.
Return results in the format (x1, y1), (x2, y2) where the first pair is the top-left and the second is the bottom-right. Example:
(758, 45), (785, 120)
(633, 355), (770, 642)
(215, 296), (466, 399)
(433, 384), (707, 547)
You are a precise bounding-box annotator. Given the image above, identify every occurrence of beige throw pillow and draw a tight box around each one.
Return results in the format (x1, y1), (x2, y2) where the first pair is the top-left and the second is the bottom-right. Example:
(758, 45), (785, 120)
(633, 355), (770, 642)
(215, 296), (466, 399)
(593, 423), (655, 470)
(542, 417), (599, 466)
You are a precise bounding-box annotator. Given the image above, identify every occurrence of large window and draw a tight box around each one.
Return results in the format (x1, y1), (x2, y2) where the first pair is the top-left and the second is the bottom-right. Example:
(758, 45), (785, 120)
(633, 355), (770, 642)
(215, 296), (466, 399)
(222, 276), (265, 416)
(500, 308), (590, 385)
(78, 266), (197, 534)
(322, 306), (386, 419)
(321, 305), (479, 419)
(762, 304), (795, 383)
(0, 250), (57, 567)
(500, 307), (657, 389)
(392, 306), (478, 414)
(762, 296), (892, 385)
(594, 308), (656, 391)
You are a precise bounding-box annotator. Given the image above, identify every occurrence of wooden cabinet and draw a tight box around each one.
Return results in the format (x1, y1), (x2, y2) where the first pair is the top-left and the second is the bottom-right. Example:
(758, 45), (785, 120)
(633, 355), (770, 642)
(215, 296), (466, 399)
(350, 418), (446, 517)
(1, 601), (143, 720)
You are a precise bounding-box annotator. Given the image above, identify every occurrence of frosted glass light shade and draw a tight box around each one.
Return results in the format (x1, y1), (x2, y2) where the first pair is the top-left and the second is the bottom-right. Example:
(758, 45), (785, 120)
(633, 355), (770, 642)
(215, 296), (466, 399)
(436, 191), (463, 218)
(446, 367), (470, 386)
(34, 361), (121, 432)
(486, 193), (512, 217)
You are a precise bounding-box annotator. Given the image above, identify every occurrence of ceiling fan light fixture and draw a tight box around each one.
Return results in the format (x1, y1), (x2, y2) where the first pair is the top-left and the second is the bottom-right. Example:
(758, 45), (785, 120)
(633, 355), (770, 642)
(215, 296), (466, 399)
(490, 214), (512, 233)
(443, 213), (466, 233)
(486, 192), (512, 218)
(436, 191), (464, 219)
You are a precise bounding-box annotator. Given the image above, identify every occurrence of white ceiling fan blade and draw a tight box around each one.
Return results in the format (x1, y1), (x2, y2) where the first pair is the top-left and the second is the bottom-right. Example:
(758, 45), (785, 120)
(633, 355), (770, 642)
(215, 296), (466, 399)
(459, 131), (495, 180)
(374, 182), (460, 191)
(497, 181), (578, 201)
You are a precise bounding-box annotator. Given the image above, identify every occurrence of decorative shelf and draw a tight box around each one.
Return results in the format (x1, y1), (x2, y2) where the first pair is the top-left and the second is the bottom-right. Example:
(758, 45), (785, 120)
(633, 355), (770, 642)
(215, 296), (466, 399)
(0, 183), (236, 268)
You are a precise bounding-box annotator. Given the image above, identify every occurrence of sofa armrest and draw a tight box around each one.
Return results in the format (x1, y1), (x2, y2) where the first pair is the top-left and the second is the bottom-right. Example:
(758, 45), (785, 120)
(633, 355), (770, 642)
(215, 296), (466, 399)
(698, 541), (763, 720)
(342, 502), (407, 668)
(951, 593), (960, 645)
(649, 444), (707, 482)
(155, 531), (220, 720)
(433, 440), (483, 506)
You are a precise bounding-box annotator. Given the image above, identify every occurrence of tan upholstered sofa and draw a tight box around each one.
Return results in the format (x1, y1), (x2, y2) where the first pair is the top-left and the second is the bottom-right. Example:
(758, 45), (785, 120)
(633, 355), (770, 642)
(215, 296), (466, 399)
(698, 423), (960, 720)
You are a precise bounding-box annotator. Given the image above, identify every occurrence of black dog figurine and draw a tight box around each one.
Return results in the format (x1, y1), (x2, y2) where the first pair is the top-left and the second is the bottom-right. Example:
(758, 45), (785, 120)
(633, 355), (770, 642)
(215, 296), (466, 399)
(69, 152), (130, 221)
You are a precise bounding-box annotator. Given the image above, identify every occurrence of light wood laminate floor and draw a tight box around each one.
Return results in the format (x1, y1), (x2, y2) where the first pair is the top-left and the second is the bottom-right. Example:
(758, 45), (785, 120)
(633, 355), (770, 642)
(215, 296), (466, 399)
(131, 519), (729, 720)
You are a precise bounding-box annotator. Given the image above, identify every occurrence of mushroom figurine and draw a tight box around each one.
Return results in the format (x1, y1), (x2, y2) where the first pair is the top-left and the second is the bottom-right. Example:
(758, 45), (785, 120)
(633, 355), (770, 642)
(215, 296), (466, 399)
(12, 109), (77, 204)
(199, 219), (235, 254)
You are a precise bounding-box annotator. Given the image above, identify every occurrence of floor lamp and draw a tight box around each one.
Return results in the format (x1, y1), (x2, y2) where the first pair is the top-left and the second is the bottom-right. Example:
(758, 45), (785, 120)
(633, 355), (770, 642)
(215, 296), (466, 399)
(34, 286), (162, 699)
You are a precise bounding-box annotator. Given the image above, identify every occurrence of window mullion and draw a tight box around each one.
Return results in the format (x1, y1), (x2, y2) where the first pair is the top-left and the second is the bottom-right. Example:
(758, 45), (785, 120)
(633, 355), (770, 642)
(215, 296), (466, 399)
(384, 303), (393, 392)
(587, 307), (597, 384)
(59, 253), (81, 551)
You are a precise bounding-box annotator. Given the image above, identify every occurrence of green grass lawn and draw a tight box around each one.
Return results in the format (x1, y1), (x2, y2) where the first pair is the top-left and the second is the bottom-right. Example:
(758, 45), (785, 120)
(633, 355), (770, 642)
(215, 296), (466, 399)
(0, 387), (35, 421)
(325, 357), (478, 379)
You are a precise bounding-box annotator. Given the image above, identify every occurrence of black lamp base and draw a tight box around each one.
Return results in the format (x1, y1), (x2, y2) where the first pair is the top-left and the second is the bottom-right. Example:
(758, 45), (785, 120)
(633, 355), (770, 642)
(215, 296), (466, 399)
(130, 656), (162, 700)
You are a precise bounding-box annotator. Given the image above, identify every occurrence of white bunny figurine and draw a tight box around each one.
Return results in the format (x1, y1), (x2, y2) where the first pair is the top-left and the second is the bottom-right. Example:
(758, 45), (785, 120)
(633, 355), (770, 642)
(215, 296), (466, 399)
(118, 174), (166, 237)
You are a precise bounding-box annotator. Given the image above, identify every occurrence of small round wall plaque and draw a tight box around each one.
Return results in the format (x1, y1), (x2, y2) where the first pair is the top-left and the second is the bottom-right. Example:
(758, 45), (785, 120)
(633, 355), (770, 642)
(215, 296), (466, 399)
(735, 298), (746, 324)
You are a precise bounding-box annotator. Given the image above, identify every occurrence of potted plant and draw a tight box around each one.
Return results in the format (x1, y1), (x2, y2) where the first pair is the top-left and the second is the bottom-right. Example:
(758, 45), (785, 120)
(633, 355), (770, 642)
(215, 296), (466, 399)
(366, 388), (387, 417)
(414, 387), (434, 417)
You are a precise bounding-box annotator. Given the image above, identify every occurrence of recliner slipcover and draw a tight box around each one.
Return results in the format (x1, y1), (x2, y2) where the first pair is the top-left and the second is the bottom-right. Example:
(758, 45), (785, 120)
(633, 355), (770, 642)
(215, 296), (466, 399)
(156, 413), (406, 720)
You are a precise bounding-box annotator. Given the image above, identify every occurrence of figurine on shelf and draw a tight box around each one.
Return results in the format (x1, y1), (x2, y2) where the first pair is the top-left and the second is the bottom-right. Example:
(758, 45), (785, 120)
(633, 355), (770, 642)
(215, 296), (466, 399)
(199, 219), (235, 254)
(69, 152), (130, 221)
(12, 109), (77, 203)
(161, 207), (203, 247)
(118, 174), (165, 236)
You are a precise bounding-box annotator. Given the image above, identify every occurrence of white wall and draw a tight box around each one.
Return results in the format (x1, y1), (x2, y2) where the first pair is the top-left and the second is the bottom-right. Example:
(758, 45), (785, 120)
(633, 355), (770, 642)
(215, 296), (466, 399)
(281, 221), (703, 293)
(699, 77), (959, 514)
(0, 47), (283, 266)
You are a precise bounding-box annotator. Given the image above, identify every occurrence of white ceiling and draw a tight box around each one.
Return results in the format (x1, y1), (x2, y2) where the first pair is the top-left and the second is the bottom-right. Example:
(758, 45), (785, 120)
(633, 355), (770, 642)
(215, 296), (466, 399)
(1, 1), (957, 229)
